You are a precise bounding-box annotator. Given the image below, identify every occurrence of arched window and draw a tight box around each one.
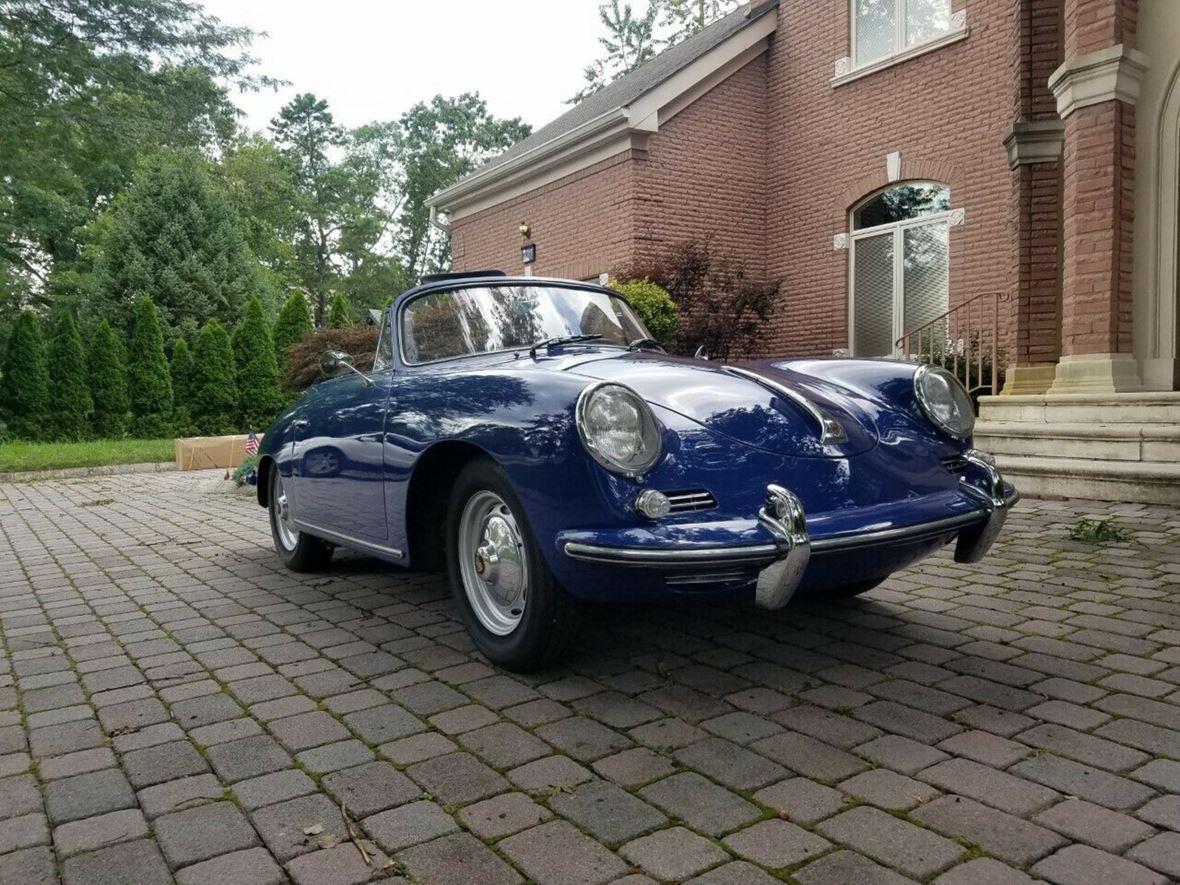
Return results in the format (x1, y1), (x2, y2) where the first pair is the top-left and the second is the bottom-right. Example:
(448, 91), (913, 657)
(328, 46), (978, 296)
(850, 182), (951, 356)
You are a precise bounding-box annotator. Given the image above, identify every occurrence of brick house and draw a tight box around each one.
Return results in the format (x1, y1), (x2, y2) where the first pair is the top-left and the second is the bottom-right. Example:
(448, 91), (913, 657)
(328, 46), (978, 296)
(428, 0), (1180, 502)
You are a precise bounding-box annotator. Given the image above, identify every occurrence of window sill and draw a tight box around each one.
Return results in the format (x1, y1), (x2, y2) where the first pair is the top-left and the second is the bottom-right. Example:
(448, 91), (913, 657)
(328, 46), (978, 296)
(832, 23), (969, 88)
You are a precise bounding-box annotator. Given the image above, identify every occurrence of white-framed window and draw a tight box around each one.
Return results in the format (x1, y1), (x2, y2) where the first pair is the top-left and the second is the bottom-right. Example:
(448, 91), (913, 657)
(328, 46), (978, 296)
(849, 182), (952, 357)
(853, 0), (954, 67)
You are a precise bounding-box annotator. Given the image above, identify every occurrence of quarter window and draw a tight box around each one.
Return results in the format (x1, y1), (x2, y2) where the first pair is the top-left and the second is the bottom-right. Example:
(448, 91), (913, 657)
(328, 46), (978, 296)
(374, 311), (394, 370)
(854, 0), (953, 66)
(850, 183), (952, 357)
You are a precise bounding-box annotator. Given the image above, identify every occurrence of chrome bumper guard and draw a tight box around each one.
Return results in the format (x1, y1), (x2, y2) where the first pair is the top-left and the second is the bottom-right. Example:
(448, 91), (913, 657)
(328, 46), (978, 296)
(753, 485), (811, 610)
(954, 449), (1019, 564)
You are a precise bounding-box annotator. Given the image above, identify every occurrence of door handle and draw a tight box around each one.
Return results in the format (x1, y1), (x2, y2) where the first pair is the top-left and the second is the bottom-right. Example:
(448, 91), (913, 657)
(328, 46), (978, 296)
(292, 419), (310, 430)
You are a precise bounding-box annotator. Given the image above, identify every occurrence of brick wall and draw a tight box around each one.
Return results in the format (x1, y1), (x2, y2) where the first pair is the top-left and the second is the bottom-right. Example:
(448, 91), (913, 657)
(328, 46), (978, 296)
(760, 0), (1020, 357)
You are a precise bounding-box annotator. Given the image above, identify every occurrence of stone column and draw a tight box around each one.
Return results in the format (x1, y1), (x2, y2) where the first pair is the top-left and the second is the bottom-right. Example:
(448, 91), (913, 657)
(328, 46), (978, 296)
(1048, 0), (1147, 393)
(1001, 0), (1064, 395)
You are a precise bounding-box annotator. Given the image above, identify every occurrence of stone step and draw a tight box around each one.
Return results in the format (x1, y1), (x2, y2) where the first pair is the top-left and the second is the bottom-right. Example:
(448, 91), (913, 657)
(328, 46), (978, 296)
(993, 455), (1180, 505)
(978, 392), (1180, 424)
(975, 422), (1180, 463)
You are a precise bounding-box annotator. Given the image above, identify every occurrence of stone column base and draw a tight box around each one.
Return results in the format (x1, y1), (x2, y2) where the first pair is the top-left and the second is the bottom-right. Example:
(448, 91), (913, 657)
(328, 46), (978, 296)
(1000, 363), (1058, 395)
(1048, 353), (1143, 394)
(1140, 357), (1180, 392)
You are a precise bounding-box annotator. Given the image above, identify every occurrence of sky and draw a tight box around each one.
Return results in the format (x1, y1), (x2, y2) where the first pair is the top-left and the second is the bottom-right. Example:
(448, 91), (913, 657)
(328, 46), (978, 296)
(199, 0), (609, 135)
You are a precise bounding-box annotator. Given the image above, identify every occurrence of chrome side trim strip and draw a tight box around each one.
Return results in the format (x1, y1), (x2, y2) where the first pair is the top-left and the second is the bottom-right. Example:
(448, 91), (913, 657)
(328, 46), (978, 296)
(810, 510), (985, 552)
(563, 541), (780, 567)
(722, 366), (848, 445)
(293, 521), (405, 560)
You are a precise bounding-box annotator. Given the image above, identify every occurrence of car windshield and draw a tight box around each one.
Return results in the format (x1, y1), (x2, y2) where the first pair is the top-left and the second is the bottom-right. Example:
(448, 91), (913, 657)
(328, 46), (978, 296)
(401, 284), (652, 364)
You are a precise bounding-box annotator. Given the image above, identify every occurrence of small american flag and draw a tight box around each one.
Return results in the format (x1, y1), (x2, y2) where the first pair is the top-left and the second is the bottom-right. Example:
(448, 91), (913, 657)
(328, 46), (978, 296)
(244, 431), (259, 456)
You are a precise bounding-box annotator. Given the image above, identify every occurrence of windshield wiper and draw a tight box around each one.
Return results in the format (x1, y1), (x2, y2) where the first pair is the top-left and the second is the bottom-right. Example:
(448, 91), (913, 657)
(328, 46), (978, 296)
(626, 337), (664, 353)
(529, 334), (603, 360)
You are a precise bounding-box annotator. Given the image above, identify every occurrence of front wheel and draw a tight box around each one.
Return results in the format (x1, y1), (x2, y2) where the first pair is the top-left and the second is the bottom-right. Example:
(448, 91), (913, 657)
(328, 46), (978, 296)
(268, 469), (333, 572)
(446, 460), (580, 671)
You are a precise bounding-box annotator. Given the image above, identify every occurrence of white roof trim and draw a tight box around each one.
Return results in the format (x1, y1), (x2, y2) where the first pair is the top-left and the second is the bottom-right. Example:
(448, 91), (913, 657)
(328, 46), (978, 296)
(429, 10), (777, 220)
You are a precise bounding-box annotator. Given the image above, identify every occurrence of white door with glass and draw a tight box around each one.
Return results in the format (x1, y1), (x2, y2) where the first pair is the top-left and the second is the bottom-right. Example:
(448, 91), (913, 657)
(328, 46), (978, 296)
(850, 182), (951, 357)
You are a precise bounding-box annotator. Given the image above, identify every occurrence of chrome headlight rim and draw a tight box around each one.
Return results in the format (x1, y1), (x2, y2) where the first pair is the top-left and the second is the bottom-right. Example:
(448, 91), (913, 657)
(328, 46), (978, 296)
(913, 364), (976, 440)
(575, 381), (663, 477)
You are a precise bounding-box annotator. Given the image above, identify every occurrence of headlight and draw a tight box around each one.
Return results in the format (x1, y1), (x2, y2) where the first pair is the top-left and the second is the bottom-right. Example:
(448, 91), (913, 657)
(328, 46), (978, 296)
(914, 365), (975, 440)
(576, 382), (662, 476)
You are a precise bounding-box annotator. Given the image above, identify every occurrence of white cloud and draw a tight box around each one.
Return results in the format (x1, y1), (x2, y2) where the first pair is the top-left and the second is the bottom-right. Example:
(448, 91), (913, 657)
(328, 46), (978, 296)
(200, 0), (609, 133)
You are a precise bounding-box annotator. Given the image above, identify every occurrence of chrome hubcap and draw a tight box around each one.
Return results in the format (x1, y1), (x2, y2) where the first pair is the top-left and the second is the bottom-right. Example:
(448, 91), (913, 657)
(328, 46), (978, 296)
(273, 475), (300, 552)
(458, 491), (527, 636)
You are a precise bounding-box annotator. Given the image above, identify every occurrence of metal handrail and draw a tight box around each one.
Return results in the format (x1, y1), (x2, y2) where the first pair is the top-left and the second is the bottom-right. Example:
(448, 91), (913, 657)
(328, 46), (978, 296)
(895, 291), (1009, 396)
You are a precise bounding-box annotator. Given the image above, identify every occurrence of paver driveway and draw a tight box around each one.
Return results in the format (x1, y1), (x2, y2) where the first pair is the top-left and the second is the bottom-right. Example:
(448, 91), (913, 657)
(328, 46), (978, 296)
(1, 472), (1179, 885)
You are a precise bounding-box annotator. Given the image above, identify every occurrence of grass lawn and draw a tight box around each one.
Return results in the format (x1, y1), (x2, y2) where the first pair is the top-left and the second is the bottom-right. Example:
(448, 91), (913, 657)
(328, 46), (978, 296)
(0, 438), (175, 472)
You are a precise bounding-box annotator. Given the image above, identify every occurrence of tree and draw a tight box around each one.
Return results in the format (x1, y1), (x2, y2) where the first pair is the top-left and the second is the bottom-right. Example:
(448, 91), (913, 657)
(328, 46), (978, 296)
(0, 0), (270, 316)
(394, 95), (530, 277)
(232, 296), (284, 430)
(328, 292), (353, 328)
(0, 311), (50, 438)
(127, 297), (173, 437)
(45, 312), (93, 440)
(170, 337), (195, 435)
(657, 0), (742, 44)
(569, 1), (659, 103)
(273, 291), (314, 371)
(191, 319), (238, 435)
(93, 150), (260, 340)
(608, 278), (679, 344)
(88, 319), (129, 438)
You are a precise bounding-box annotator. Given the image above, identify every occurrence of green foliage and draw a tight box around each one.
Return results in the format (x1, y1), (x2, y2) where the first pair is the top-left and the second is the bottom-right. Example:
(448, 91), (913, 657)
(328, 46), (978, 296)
(608, 278), (679, 344)
(0, 311), (50, 438)
(232, 295), (285, 430)
(273, 292), (314, 371)
(0, 0), (270, 310)
(93, 150), (259, 340)
(170, 337), (195, 435)
(1068, 517), (1129, 544)
(328, 292), (353, 328)
(191, 319), (239, 435)
(570, 0), (660, 103)
(0, 438), (175, 473)
(232, 453), (260, 487)
(46, 312), (93, 440)
(127, 297), (174, 437)
(88, 319), (130, 438)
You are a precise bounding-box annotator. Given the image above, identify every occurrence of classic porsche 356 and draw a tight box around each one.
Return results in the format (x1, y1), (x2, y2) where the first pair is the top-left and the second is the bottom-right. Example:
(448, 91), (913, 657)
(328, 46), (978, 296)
(255, 272), (1017, 669)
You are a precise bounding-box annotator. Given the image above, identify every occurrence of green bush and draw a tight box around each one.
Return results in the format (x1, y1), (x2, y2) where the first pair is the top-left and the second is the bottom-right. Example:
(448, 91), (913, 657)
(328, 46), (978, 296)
(608, 278), (679, 344)
(0, 311), (50, 438)
(233, 295), (285, 430)
(88, 319), (130, 438)
(170, 337), (195, 436)
(328, 291), (352, 328)
(127, 297), (174, 437)
(46, 312), (93, 440)
(191, 319), (239, 435)
(273, 291), (313, 370)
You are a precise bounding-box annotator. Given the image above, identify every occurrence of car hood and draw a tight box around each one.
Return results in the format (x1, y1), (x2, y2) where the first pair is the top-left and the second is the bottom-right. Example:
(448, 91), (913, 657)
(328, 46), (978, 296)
(559, 352), (879, 457)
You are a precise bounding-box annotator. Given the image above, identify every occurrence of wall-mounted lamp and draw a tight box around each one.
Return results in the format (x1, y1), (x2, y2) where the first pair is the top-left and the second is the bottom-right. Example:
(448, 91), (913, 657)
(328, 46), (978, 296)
(518, 222), (532, 239)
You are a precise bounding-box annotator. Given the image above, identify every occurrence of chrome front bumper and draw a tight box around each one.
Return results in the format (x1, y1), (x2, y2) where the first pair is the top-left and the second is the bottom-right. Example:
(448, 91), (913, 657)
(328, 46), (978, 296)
(562, 449), (1017, 610)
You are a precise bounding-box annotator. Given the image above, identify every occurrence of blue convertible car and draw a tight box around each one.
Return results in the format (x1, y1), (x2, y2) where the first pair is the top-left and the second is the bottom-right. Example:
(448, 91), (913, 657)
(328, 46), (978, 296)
(256, 272), (1017, 669)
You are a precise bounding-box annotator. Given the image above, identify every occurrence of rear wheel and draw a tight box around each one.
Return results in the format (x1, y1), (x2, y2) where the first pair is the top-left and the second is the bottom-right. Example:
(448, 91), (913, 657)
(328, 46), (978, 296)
(269, 469), (333, 572)
(446, 459), (580, 671)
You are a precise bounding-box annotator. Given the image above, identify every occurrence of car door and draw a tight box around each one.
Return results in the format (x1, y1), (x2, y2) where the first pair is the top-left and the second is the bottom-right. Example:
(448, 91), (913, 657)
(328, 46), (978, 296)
(290, 365), (391, 546)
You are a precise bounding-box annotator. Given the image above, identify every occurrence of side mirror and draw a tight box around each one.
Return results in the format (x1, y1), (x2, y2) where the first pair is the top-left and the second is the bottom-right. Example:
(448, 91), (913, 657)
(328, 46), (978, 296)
(694, 345), (710, 361)
(319, 350), (354, 377)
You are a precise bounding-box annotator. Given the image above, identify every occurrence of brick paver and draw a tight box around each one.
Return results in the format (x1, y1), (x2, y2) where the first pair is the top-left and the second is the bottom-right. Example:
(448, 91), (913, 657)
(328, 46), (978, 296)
(1, 472), (1179, 882)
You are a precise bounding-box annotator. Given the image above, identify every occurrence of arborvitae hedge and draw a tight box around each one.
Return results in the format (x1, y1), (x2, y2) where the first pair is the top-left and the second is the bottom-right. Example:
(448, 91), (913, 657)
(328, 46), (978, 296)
(127, 297), (173, 437)
(170, 337), (195, 436)
(46, 312), (93, 440)
(272, 291), (313, 372)
(232, 295), (285, 430)
(328, 292), (352, 328)
(191, 319), (239, 435)
(88, 319), (130, 438)
(0, 311), (50, 439)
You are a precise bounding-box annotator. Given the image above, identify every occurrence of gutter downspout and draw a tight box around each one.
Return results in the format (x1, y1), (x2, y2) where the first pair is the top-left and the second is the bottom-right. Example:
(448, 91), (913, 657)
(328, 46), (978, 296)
(429, 205), (450, 235)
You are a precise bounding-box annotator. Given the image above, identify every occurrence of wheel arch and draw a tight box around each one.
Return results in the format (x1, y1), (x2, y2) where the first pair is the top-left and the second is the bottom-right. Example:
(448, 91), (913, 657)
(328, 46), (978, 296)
(257, 455), (276, 507)
(405, 440), (493, 570)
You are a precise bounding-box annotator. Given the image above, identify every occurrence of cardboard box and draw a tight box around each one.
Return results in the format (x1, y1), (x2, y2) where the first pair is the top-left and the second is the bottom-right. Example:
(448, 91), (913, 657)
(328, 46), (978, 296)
(174, 435), (251, 471)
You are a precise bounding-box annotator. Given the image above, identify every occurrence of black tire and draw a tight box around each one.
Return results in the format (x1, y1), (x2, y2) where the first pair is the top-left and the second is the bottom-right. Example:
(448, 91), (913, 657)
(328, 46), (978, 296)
(268, 468), (333, 572)
(446, 459), (580, 671)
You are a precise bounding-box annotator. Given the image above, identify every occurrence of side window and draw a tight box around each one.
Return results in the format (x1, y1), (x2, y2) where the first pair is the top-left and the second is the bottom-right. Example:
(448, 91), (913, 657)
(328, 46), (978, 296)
(373, 312), (394, 370)
(853, 0), (953, 67)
